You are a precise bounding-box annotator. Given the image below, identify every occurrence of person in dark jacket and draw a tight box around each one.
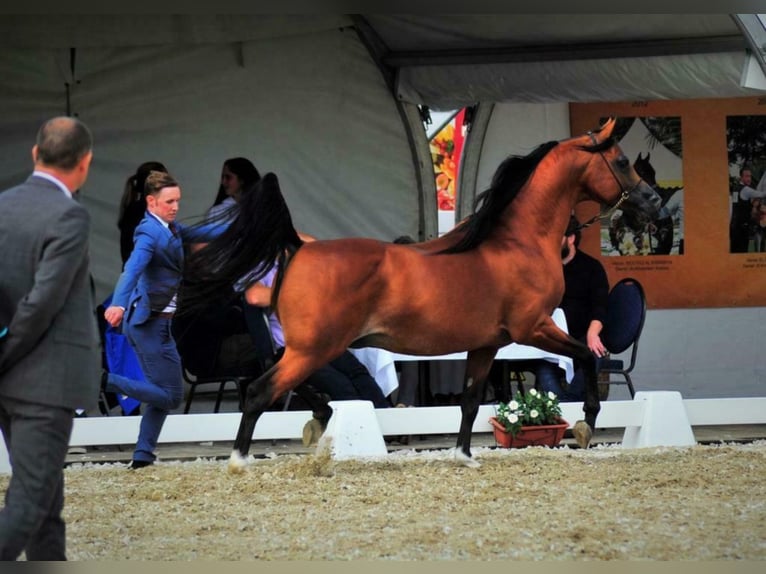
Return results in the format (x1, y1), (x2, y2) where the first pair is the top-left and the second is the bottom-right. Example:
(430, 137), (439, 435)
(532, 215), (609, 401)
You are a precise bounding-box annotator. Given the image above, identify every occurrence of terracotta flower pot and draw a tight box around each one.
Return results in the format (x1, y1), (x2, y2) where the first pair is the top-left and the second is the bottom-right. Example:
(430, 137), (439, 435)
(488, 416), (569, 448)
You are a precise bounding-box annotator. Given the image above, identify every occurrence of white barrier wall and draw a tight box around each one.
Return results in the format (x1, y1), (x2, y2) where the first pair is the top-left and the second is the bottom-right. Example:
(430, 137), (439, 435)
(2, 394), (765, 474)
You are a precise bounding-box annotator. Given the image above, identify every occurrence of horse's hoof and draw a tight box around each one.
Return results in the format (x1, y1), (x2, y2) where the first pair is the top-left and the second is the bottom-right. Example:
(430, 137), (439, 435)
(454, 449), (481, 468)
(572, 420), (593, 449)
(302, 418), (325, 447)
(227, 450), (247, 474)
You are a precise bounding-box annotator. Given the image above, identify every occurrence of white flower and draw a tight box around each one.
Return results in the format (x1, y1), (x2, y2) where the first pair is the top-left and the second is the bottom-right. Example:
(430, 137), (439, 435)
(509, 400), (519, 411)
(508, 413), (518, 424)
(529, 388), (538, 397)
(530, 409), (539, 419)
(547, 391), (557, 400)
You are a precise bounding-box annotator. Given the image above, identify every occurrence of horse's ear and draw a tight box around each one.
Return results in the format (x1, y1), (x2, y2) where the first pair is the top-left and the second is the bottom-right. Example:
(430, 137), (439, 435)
(637, 152), (644, 161)
(599, 117), (617, 139)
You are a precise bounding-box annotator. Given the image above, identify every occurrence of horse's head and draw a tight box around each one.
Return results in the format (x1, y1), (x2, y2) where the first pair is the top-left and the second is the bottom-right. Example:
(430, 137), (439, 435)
(633, 152), (658, 188)
(579, 118), (662, 231)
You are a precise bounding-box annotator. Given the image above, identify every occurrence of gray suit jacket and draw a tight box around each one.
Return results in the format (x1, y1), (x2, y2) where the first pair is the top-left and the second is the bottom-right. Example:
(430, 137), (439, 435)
(0, 175), (101, 411)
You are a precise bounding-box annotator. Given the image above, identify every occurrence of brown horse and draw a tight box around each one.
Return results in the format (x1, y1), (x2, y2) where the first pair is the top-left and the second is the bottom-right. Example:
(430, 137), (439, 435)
(182, 117), (661, 471)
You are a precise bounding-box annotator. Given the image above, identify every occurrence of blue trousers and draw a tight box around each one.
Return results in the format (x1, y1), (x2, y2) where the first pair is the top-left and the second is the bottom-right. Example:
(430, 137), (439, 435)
(534, 357), (603, 402)
(106, 317), (183, 462)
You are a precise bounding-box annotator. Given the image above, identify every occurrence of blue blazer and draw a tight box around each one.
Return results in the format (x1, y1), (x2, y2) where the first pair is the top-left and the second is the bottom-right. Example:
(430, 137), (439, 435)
(112, 213), (223, 326)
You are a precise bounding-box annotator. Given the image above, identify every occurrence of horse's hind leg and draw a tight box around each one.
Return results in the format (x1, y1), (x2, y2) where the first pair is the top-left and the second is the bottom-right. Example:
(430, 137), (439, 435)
(291, 383), (333, 446)
(455, 347), (497, 468)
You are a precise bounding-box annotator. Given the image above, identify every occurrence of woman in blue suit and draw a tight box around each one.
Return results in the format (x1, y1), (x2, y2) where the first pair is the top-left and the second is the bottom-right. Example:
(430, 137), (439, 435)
(103, 170), (218, 469)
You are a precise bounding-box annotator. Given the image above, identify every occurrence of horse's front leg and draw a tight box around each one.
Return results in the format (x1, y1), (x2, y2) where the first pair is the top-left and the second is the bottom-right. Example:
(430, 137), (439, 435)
(574, 352), (599, 449)
(455, 347), (498, 468)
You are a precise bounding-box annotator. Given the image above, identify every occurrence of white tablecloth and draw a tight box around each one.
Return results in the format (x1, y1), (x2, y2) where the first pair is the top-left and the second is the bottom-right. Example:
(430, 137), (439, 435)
(350, 308), (573, 397)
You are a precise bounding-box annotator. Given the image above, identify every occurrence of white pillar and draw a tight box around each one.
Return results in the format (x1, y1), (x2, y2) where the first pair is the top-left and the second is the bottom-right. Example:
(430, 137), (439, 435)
(622, 391), (696, 448)
(315, 400), (388, 460)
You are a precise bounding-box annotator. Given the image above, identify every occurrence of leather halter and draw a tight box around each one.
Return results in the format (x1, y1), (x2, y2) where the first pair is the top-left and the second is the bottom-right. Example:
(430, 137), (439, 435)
(576, 131), (643, 231)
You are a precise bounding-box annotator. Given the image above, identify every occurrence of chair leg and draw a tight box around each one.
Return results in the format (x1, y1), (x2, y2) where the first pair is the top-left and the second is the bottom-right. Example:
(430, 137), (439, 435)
(513, 371), (526, 396)
(98, 390), (111, 416)
(214, 380), (231, 413)
(282, 390), (294, 411)
(184, 385), (196, 414)
(624, 373), (636, 398)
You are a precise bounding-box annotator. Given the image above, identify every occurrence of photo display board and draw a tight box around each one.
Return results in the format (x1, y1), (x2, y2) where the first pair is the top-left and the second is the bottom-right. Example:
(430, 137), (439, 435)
(570, 97), (766, 309)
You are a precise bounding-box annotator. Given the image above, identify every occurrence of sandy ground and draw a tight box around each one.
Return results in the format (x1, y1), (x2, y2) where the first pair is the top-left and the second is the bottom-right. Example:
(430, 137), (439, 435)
(12, 440), (763, 561)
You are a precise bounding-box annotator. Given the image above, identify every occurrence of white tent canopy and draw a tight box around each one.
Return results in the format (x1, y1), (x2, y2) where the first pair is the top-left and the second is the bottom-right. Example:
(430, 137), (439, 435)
(0, 14), (764, 301)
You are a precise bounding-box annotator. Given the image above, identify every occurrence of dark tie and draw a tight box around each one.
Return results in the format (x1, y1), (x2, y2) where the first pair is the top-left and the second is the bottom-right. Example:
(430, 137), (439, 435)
(169, 222), (178, 237)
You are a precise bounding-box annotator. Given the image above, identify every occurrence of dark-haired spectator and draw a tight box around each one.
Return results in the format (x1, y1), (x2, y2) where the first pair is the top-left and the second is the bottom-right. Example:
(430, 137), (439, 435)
(207, 157), (261, 222)
(118, 161), (168, 265)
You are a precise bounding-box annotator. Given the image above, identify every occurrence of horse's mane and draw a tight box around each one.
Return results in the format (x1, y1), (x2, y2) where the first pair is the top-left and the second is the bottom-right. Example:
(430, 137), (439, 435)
(440, 140), (559, 254)
(179, 173), (302, 317)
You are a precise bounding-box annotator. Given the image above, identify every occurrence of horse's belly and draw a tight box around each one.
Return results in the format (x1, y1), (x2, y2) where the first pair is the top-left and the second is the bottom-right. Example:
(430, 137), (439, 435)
(363, 300), (509, 356)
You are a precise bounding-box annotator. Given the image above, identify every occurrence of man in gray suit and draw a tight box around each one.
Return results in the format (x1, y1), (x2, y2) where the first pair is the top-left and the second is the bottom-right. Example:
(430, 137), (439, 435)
(0, 116), (100, 560)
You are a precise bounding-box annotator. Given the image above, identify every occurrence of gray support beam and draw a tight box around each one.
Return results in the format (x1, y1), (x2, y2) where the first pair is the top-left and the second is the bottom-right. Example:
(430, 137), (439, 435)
(456, 103), (494, 224)
(351, 15), (437, 241)
(732, 14), (766, 79)
(399, 102), (438, 241)
(384, 35), (746, 68)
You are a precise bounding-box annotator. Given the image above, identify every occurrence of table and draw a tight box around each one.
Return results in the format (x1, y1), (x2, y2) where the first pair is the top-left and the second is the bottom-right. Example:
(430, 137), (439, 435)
(350, 308), (573, 400)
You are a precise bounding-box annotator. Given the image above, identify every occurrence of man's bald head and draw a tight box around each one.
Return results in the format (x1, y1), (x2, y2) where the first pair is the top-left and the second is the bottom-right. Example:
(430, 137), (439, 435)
(34, 116), (93, 171)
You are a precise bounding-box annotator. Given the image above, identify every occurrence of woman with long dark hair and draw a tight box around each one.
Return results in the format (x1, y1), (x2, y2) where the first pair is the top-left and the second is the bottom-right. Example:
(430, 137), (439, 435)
(207, 157), (261, 221)
(118, 161), (168, 265)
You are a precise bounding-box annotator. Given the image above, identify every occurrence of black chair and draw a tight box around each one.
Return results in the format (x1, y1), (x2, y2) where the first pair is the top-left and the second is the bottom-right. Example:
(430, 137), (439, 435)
(173, 297), (277, 414)
(598, 277), (646, 399)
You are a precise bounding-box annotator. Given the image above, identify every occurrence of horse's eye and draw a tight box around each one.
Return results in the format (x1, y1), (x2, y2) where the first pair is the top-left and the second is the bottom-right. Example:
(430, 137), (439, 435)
(616, 156), (630, 169)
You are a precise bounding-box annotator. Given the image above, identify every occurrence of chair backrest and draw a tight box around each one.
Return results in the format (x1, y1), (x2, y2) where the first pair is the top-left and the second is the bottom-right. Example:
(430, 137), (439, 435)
(600, 277), (646, 355)
(173, 294), (269, 378)
(243, 304), (277, 361)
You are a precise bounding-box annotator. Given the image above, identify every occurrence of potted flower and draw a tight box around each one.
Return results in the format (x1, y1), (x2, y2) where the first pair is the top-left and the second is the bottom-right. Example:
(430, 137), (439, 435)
(489, 388), (569, 448)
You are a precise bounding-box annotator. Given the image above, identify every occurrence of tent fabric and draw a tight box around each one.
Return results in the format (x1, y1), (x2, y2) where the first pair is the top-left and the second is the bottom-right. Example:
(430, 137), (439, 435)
(1, 14), (764, 302)
(0, 19), (420, 300)
(359, 14), (758, 108)
(395, 52), (755, 108)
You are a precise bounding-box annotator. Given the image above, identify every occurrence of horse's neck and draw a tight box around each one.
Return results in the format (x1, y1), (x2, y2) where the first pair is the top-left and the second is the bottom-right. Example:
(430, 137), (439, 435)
(500, 167), (579, 249)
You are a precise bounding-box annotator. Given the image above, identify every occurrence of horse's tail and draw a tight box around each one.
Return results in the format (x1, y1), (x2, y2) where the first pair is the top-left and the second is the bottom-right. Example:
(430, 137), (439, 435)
(180, 172), (303, 317)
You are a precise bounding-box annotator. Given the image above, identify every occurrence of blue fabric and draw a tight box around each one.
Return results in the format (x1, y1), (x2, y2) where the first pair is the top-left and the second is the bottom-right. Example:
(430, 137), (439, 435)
(106, 316), (183, 462)
(111, 215), (184, 326)
(112, 215), (227, 326)
(101, 294), (141, 415)
(535, 357), (604, 402)
(601, 279), (645, 354)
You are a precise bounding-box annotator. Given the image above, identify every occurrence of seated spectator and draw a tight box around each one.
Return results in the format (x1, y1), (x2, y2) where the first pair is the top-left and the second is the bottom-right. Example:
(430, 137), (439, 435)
(529, 215), (609, 401)
(242, 264), (390, 409)
(207, 157), (261, 222)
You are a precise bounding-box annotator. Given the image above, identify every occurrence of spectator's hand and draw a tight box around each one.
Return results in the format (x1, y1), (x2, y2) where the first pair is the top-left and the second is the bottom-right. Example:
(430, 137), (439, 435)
(245, 283), (272, 307)
(587, 333), (607, 358)
(104, 305), (124, 328)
